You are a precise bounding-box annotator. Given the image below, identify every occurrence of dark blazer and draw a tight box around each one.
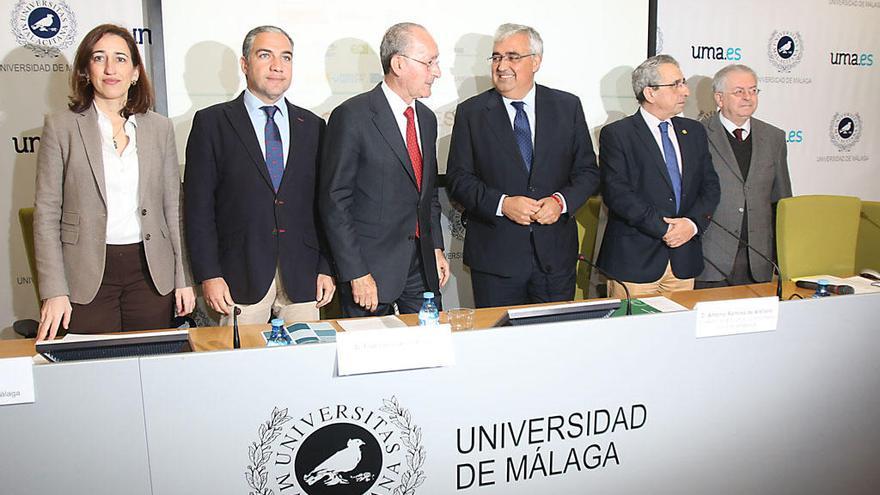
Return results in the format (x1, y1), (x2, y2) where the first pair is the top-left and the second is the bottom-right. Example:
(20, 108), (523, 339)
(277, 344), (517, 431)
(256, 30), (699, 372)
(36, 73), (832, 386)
(184, 92), (330, 305)
(320, 84), (443, 303)
(597, 110), (721, 283)
(699, 112), (792, 282)
(446, 85), (600, 277)
(34, 107), (190, 304)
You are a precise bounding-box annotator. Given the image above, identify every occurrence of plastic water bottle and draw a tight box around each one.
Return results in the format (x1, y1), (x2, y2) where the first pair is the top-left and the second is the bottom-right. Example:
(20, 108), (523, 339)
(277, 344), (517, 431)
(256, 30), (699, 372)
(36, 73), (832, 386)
(812, 279), (831, 298)
(269, 318), (289, 343)
(418, 292), (440, 326)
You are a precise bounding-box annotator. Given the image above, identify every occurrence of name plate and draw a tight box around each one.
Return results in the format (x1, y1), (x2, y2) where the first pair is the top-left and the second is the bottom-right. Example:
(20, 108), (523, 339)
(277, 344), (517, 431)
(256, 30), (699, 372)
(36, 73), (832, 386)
(0, 357), (35, 406)
(694, 296), (779, 338)
(336, 324), (455, 376)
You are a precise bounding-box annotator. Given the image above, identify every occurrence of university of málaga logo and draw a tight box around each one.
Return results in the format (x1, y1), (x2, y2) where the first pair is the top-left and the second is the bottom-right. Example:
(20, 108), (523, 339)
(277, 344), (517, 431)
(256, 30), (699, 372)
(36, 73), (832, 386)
(10, 0), (77, 57)
(828, 112), (862, 152)
(246, 397), (426, 495)
(767, 30), (803, 72)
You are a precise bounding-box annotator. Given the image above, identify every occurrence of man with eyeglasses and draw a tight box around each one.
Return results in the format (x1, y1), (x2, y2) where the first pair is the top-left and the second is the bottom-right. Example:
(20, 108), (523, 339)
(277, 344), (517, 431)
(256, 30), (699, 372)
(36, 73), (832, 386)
(321, 22), (449, 317)
(596, 54), (720, 298)
(447, 23), (599, 308)
(696, 64), (792, 288)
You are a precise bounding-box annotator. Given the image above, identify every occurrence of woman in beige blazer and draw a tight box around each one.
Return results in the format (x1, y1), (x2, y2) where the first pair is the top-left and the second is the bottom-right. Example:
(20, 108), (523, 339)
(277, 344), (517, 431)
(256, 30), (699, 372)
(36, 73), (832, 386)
(34, 24), (194, 340)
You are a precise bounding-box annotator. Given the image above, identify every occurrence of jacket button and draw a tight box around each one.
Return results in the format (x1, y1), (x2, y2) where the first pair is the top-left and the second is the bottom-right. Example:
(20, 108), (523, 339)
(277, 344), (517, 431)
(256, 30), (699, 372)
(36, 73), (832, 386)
(738, 207), (744, 213)
(545, 265), (552, 272)
(141, 208), (147, 216)
(144, 233), (151, 241)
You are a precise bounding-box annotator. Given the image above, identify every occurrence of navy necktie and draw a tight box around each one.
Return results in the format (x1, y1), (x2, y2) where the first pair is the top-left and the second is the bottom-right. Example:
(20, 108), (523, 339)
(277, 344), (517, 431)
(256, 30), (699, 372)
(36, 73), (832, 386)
(658, 121), (682, 213)
(261, 105), (283, 191)
(511, 101), (533, 172)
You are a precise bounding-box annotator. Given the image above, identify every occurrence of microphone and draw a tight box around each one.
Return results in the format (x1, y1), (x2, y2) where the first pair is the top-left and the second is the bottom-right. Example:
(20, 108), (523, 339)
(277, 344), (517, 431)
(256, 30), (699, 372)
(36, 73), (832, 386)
(576, 254), (632, 315)
(233, 306), (241, 349)
(705, 215), (783, 300)
(795, 280), (855, 295)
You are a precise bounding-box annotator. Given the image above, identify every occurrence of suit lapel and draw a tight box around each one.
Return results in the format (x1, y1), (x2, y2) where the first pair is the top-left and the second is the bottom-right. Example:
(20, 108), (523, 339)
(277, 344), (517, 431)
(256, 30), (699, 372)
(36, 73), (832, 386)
(672, 117), (698, 196)
(485, 91), (529, 176)
(533, 85), (550, 177)
(134, 114), (151, 205)
(369, 85), (417, 188)
(76, 107), (107, 205)
(707, 113), (743, 183)
(224, 93), (274, 191)
(416, 101), (434, 198)
(745, 120), (766, 186)
(282, 101), (306, 190)
(632, 111), (674, 192)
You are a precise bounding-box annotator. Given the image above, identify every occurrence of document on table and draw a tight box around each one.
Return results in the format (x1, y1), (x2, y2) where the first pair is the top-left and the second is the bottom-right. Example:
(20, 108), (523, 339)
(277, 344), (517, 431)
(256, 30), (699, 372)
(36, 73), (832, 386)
(336, 315), (408, 332)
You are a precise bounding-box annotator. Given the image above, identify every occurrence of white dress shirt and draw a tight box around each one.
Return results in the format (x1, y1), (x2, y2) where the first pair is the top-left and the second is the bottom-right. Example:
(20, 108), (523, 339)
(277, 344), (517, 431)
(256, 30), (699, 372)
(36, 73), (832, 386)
(381, 81), (422, 153)
(718, 112), (751, 140)
(96, 105), (141, 245)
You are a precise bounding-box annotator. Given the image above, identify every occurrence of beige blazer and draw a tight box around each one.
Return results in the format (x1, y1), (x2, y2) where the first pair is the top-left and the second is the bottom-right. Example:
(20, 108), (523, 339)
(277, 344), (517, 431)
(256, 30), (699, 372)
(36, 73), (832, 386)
(33, 106), (191, 304)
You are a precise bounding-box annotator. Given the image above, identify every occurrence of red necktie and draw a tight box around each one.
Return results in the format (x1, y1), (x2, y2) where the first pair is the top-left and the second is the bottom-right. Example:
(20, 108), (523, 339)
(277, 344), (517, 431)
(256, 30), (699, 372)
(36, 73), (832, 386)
(404, 106), (422, 237)
(733, 128), (745, 142)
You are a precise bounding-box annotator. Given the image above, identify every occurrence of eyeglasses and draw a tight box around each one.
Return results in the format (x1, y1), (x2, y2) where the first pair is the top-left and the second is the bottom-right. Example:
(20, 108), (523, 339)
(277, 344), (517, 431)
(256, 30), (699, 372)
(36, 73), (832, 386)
(399, 54), (440, 70)
(650, 79), (688, 90)
(724, 87), (761, 98)
(488, 53), (535, 64)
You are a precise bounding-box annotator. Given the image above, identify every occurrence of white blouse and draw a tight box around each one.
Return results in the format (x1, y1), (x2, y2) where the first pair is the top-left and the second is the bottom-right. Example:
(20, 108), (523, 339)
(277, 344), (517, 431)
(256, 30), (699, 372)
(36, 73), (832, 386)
(96, 105), (141, 245)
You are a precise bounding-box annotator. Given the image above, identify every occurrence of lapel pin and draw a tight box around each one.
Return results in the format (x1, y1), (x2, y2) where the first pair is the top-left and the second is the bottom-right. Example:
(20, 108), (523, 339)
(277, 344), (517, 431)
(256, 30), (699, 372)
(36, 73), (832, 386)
(296, 117), (305, 123)
(681, 129), (688, 135)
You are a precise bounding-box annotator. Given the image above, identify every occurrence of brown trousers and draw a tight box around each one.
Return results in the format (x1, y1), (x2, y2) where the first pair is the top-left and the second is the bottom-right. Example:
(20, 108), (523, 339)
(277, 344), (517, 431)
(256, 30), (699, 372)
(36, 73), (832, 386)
(68, 243), (173, 334)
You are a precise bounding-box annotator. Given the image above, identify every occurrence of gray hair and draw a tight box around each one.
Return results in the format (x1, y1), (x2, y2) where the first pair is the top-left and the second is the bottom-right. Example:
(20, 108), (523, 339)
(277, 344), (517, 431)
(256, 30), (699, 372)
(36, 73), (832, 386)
(380, 22), (425, 75)
(632, 54), (680, 103)
(242, 25), (293, 58)
(494, 23), (543, 56)
(712, 64), (758, 93)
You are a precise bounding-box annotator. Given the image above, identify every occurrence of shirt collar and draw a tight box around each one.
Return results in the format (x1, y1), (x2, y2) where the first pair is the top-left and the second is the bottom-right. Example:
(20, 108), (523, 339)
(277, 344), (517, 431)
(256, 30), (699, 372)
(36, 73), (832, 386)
(381, 81), (416, 117)
(717, 111), (751, 136)
(639, 105), (672, 130)
(244, 88), (286, 117)
(500, 83), (537, 109)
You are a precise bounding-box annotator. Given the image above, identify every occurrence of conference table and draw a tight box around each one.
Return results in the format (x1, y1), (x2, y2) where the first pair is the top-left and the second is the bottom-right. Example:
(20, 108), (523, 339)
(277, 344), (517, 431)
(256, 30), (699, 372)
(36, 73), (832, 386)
(3, 281), (877, 495)
(0, 282), (812, 357)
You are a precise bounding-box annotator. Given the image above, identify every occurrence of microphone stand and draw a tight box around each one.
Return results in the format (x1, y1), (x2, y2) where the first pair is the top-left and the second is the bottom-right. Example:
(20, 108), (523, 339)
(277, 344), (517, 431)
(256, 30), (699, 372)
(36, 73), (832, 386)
(577, 254), (632, 316)
(233, 306), (241, 349)
(705, 216), (783, 300)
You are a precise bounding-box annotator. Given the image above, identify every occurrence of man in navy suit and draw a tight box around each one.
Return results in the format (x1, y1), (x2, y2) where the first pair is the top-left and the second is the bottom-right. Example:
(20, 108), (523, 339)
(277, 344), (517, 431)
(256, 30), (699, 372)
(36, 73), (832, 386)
(446, 23), (600, 308)
(597, 54), (720, 298)
(320, 22), (449, 317)
(185, 26), (335, 324)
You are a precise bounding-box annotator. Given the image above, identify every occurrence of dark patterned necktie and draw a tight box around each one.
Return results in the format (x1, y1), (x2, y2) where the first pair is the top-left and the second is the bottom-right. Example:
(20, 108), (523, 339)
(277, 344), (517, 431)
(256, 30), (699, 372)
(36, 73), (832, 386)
(511, 101), (533, 172)
(261, 105), (283, 191)
(659, 121), (682, 213)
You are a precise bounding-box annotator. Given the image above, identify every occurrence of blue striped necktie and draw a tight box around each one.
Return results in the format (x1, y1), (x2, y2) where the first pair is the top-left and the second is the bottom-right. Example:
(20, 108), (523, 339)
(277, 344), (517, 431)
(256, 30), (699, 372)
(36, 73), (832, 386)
(261, 105), (284, 191)
(658, 121), (682, 213)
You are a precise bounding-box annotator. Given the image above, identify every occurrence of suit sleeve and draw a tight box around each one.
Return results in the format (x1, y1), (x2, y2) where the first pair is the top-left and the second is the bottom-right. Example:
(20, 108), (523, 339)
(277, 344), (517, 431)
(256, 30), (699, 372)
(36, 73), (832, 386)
(183, 110), (223, 284)
(599, 125), (668, 239)
(160, 118), (192, 288)
(32, 114), (69, 300)
(556, 99), (599, 213)
(446, 104), (505, 223)
(319, 104), (370, 283)
(771, 129), (793, 202)
(680, 125), (721, 233)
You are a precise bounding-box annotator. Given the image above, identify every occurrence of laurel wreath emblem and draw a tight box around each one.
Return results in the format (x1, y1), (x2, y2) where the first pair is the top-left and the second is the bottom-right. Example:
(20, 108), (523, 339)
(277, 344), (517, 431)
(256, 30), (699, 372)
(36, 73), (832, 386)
(380, 396), (426, 495)
(246, 407), (292, 495)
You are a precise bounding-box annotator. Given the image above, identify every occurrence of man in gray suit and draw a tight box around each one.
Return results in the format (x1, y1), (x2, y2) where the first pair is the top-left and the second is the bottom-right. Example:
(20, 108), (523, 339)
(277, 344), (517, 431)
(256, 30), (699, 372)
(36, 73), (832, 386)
(697, 64), (792, 288)
(320, 22), (449, 317)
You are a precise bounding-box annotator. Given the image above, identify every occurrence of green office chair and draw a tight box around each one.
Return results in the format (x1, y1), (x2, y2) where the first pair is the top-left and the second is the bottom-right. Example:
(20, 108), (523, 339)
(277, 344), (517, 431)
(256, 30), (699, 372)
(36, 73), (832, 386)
(575, 196), (602, 299)
(776, 195), (861, 280)
(855, 200), (880, 273)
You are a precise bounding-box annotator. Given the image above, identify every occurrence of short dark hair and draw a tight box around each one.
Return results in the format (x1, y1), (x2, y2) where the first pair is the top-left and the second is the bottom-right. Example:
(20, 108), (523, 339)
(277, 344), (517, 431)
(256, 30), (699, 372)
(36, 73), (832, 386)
(69, 24), (153, 116)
